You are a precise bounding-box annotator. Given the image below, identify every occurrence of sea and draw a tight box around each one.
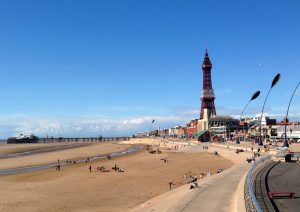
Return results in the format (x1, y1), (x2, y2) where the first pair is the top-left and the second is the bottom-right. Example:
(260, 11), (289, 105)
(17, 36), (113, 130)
(0, 139), (7, 144)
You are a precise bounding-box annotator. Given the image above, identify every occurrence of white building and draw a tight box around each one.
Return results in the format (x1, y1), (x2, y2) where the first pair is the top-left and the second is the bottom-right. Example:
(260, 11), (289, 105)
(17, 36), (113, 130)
(275, 125), (300, 140)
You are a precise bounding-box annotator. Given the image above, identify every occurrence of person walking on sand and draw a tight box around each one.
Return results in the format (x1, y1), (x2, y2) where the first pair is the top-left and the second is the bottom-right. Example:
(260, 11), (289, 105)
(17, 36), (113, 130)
(89, 165), (92, 172)
(169, 181), (173, 190)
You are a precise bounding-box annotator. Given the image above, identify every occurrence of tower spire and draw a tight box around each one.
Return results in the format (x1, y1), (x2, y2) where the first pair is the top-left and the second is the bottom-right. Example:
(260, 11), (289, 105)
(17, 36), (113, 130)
(200, 49), (216, 119)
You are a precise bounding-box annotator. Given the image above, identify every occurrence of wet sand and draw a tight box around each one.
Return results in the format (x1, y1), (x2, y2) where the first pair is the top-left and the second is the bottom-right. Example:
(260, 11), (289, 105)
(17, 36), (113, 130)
(0, 143), (81, 154)
(0, 142), (129, 169)
(0, 141), (232, 212)
(0, 143), (91, 159)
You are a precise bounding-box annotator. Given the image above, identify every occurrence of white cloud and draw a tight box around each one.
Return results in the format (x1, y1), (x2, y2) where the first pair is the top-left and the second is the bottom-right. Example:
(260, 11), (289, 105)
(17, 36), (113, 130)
(0, 104), (298, 138)
(0, 113), (190, 138)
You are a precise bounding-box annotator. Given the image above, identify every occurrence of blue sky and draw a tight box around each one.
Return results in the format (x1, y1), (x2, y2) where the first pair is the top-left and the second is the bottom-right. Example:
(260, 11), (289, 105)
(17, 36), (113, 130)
(0, 0), (299, 138)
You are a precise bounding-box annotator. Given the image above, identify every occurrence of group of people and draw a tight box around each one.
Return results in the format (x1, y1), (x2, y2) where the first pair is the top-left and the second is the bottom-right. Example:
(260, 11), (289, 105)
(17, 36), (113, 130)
(112, 164), (124, 172)
(188, 176), (199, 189)
(203, 146), (209, 150)
(89, 164), (125, 173)
(160, 158), (168, 163)
(56, 158), (79, 171)
(66, 159), (76, 165)
(235, 148), (244, 154)
(216, 168), (223, 173)
(54, 151), (118, 173)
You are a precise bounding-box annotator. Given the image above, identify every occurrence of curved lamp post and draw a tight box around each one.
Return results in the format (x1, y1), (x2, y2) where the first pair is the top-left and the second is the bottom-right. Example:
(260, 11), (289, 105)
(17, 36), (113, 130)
(259, 73), (281, 145)
(240, 91), (261, 121)
(284, 81), (300, 147)
(237, 91), (260, 144)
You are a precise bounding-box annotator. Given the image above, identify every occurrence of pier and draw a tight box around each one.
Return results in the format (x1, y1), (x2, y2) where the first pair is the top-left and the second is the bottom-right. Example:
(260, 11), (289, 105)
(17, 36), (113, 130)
(38, 137), (130, 143)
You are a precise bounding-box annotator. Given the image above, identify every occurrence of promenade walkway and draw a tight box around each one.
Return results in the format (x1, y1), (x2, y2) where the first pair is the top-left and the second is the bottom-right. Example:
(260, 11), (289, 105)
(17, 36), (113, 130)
(132, 144), (253, 212)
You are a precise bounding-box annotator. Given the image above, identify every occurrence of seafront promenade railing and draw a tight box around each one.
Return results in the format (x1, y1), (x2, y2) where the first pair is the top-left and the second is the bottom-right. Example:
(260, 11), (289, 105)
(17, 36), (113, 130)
(38, 137), (130, 143)
(244, 155), (271, 212)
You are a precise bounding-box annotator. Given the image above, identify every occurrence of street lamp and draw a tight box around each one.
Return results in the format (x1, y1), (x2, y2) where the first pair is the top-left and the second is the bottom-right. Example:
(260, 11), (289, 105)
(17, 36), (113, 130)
(240, 91), (261, 121)
(238, 90), (261, 144)
(259, 73), (281, 146)
(284, 81), (300, 147)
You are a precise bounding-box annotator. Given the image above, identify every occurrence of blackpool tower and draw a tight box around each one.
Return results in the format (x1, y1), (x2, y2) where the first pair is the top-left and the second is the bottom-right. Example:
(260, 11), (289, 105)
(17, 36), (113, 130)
(200, 49), (216, 119)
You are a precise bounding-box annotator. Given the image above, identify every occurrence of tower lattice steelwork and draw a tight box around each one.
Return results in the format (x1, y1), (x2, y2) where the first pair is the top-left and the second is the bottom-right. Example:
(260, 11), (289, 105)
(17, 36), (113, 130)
(200, 49), (216, 119)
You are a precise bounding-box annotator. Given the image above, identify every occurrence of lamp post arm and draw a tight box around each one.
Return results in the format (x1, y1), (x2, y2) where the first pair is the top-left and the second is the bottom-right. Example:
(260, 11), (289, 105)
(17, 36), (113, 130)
(259, 87), (272, 144)
(284, 81), (300, 147)
(240, 100), (251, 121)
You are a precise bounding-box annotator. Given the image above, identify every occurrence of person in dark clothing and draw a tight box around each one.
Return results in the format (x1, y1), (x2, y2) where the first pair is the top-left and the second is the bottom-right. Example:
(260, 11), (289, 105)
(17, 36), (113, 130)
(169, 181), (173, 190)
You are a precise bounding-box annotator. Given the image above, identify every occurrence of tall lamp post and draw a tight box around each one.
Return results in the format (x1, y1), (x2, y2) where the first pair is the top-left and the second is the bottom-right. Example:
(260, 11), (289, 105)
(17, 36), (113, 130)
(151, 119), (155, 137)
(259, 73), (281, 146)
(284, 81), (300, 147)
(238, 91), (261, 143)
(240, 91), (261, 121)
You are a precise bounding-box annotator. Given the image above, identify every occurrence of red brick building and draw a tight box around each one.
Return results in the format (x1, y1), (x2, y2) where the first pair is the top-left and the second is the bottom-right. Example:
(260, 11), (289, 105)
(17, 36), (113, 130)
(186, 119), (198, 138)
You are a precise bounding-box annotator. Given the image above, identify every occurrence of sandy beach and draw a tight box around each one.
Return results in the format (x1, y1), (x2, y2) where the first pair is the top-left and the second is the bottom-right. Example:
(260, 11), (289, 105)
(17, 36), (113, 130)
(0, 139), (232, 212)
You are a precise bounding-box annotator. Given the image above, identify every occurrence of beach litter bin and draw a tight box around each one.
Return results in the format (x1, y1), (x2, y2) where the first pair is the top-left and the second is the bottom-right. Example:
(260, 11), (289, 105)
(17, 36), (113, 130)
(285, 154), (292, 162)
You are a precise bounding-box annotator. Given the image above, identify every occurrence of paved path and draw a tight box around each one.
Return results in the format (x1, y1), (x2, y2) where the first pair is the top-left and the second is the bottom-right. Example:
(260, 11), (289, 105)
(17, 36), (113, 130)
(132, 145), (252, 212)
(180, 163), (249, 212)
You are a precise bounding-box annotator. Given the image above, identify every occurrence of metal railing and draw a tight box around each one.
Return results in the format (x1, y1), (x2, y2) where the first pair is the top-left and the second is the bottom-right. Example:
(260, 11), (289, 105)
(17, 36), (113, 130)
(244, 155), (271, 212)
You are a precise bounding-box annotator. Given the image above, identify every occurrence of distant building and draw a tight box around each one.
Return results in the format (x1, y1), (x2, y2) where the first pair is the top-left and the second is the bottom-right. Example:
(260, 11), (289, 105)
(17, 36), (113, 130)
(149, 130), (158, 137)
(276, 125), (300, 140)
(7, 134), (39, 144)
(158, 129), (169, 137)
(209, 116), (243, 139)
(186, 119), (198, 138)
(277, 118), (300, 126)
(168, 128), (175, 137)
(135, 132), (148, 138)
(177, 126), (186, 138)
(250, 116), (277, 126)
